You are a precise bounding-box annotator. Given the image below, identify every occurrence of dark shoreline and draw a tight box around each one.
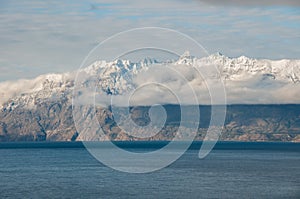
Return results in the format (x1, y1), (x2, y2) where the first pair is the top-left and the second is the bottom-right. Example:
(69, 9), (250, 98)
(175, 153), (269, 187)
(0, 141), (299, 151)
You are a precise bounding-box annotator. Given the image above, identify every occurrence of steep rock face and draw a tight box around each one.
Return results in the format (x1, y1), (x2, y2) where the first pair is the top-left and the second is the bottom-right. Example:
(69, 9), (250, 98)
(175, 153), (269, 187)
(0, 97), (77, 141)
(221, 105), (300, 141)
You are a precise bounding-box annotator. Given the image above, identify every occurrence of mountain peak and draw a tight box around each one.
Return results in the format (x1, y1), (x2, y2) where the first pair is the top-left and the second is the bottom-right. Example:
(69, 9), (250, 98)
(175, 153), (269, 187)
(139, 57), (159, 65)
(215, 52), (223, 56)
(176, 51), (194, 65)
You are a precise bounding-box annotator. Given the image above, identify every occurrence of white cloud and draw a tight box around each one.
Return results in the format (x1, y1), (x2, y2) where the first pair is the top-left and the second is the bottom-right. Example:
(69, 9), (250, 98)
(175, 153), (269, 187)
(198, 0), (300, 7)
(92, 62), (300, 106)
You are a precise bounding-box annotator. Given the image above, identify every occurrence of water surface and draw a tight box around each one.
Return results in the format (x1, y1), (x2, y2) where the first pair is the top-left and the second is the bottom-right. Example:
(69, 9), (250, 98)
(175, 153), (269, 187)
(0, 142), (299, 198)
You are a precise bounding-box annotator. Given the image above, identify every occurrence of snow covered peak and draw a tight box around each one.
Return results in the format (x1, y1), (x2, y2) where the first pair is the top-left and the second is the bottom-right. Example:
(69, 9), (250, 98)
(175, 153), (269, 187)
(176, 51), (195, 65)
(0, 53), (300, 108)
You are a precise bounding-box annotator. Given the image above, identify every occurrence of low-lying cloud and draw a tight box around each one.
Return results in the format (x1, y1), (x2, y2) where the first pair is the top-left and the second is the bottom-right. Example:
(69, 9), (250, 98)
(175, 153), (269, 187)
(93, 62), (300, 106)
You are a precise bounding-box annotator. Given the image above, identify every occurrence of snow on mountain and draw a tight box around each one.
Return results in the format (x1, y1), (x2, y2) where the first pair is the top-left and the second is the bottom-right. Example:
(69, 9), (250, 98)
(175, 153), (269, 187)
(0, 52), (299, 109)
(200, 53), (300, 83)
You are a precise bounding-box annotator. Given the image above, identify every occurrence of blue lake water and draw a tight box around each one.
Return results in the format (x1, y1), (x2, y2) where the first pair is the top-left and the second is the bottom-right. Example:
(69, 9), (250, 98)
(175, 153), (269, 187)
(0, 142), (299, 198)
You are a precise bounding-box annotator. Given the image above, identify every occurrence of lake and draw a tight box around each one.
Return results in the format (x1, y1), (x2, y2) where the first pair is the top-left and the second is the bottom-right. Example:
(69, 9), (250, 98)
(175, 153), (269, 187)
(0, 142), (299, 198)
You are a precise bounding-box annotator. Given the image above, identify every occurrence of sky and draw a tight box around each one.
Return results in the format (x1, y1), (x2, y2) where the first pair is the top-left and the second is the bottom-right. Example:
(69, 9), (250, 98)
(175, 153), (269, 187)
(0, 0), (300, 81)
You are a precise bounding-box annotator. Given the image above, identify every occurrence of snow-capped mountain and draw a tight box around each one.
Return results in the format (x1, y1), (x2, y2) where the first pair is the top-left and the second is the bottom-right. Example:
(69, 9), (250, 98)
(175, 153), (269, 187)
(1, 52), (300, 142)
(0, 52), (299, 110)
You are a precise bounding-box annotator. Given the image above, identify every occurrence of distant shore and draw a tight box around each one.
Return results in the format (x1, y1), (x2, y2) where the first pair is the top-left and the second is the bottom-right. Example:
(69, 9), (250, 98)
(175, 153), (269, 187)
(0, 141), (299, 151)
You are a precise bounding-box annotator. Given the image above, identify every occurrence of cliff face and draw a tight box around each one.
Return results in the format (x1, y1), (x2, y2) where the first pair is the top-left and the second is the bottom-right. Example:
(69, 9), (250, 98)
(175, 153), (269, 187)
(0, 103), (299, 142)
(220, 105), (300, 141)
(0, 97), (76, 141)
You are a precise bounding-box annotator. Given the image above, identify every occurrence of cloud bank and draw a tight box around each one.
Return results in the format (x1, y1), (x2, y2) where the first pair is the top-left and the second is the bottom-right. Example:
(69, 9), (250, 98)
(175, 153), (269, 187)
(92, 60), (300, 106)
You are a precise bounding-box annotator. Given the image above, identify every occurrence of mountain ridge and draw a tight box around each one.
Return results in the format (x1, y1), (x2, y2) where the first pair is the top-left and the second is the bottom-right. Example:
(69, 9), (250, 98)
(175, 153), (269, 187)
(1, 52), (299, 109)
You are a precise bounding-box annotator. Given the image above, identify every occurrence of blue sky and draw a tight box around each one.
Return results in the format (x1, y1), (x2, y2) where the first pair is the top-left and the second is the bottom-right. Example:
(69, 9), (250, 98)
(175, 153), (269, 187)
(0, 0), (299, 81)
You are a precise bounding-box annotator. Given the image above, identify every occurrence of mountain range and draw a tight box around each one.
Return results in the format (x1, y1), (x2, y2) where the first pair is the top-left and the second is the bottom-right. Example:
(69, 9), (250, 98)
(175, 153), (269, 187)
(0, 52), (299, 142)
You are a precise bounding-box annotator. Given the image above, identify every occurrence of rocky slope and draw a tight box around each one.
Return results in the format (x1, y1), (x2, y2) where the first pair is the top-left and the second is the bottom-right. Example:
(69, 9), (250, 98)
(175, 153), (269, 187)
(0, 103), (300, 142)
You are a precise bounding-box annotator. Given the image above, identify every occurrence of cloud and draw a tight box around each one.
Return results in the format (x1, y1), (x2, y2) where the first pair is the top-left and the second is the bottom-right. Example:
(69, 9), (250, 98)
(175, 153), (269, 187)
(0, 0), (299, 82)
(91, 62), (300, 106)
(199, 0), (300, 7)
